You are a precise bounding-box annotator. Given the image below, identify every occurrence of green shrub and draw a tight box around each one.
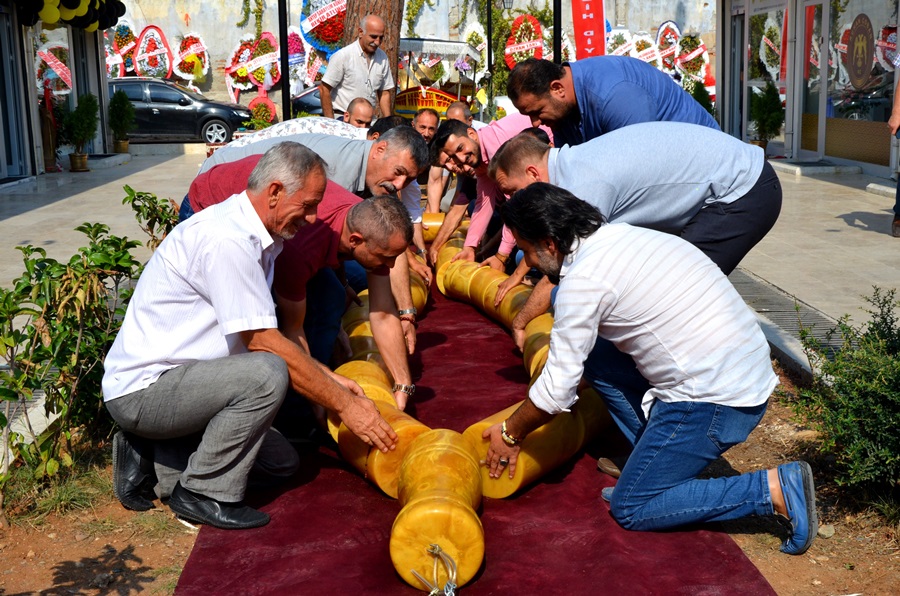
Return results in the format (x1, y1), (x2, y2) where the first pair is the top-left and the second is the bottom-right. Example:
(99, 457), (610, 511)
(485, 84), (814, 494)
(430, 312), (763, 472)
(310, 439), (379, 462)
(797, 287), (900, 488)
(63, 93), (100, 154)
(108, 90), (136, 141)
(749, 80), (784, 143)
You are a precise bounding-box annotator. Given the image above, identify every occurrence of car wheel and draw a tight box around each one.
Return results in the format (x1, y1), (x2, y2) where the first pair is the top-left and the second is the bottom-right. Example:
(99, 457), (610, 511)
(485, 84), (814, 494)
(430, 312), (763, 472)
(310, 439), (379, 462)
(201, 119), (231, 143)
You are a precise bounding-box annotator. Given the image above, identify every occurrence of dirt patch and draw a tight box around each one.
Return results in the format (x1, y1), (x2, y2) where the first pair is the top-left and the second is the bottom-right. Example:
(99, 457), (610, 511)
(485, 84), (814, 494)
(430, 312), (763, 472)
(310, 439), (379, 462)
(0, 369), (898, 594)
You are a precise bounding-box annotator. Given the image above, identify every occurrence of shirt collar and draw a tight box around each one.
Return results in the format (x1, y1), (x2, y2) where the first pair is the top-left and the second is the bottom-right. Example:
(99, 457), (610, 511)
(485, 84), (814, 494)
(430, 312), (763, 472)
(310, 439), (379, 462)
(547, 148), (560, 185)
(236, 191), (281, 254)
(558, 236), (584, 280)
(356, 140), (375, 195)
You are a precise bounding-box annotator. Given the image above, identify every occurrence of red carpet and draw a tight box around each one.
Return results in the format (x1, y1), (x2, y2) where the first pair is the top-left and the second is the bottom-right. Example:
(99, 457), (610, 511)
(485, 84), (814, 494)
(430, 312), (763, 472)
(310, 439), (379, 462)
(176, 289), (775, 594)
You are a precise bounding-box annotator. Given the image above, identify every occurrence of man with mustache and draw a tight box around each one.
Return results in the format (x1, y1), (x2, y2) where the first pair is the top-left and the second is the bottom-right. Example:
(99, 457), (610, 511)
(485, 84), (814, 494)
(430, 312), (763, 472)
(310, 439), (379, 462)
(104, 143), (398, 529)
(320, 14), (394, 119)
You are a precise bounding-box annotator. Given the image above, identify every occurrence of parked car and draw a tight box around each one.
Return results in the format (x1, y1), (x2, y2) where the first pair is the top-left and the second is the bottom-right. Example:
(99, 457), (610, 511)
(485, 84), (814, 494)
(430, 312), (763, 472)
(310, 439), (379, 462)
(291, 84), (324, 117)
(107, 78), (251, 143)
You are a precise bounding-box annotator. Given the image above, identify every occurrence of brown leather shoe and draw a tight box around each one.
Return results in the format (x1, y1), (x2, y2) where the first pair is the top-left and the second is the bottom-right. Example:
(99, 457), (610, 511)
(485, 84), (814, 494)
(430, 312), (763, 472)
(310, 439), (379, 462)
(596, 457), (624, 478)
(892, 216), (900, 238)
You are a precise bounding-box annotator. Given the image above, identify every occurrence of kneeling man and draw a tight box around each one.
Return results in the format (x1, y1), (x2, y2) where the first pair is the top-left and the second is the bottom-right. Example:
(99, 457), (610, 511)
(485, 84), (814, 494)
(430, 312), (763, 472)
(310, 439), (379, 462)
(103, 143), (397, 529)
(484, 183), (816, 556)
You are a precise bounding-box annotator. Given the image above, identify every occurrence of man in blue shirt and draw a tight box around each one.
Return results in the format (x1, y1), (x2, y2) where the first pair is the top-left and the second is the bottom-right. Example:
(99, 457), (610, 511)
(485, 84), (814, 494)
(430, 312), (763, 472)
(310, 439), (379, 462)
(507, 56), (719, 146)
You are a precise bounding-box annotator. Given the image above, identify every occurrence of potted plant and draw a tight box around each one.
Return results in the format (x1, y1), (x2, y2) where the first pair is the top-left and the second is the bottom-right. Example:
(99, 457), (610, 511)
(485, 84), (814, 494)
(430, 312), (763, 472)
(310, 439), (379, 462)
(749, 80), (785, 151)
(108, 90), (135, 154)
(64, 93), (99, 172)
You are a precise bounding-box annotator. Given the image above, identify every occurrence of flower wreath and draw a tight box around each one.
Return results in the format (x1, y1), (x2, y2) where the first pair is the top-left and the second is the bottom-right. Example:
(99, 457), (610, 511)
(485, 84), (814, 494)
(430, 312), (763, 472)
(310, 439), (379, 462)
(606, 28), (633, 57)
(112, 19), (138, 73)
(249, 96), (277, 123)
(833, 24), (851, 86)
(462, 22), (488, 80)
(305, 46), (327, 86)
(505, 14), (543, 71)
(104, 32), (124, 79)
(655, 20), (681, 75)
(227, 34), (258, 94)
(630, 32), (659, 68)
(249, 31), (281, 89)
(876, 25), (898, 73)
(173, 32), (210, 82)
(542, 29), (576, 63)
(134, 25), (173, 79)
(300, 0), (346, 59)
(759, 17), (782, 80)
(675, 33), (710, 82)
(34, 42), (72, 96)
(287, 25), (307, 89)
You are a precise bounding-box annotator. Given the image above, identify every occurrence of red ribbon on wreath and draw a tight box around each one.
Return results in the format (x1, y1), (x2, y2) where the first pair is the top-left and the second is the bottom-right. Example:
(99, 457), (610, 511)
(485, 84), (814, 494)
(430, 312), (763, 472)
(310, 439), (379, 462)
(505, 15), (543, 70)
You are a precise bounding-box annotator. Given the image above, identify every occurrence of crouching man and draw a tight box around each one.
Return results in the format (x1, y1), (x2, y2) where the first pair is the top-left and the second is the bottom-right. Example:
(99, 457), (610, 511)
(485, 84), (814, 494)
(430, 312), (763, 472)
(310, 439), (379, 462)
(103, 143), (396, 530)
(484, 183), (817, 555)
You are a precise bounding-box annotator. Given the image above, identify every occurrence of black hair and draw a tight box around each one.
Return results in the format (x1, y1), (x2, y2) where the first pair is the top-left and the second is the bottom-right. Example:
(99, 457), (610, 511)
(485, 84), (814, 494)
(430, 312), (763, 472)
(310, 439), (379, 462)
(520, 126), (551, 145)
(507, 58), (566, 103)
(500, 182), (603, 254)
(429, 119), (471, 166)
(369, 115), (410, 137)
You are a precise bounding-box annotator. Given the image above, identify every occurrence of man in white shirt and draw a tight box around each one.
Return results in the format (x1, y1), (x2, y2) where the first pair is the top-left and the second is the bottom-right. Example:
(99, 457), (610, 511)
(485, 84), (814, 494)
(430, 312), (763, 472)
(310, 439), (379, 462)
(482, 182), (817, 556)
(321, 14), (395, 119)
(103, 143), (397, 530)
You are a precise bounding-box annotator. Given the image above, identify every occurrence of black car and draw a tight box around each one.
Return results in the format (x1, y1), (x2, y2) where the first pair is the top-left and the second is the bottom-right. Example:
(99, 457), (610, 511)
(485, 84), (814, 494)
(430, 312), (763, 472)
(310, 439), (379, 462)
(108, 78), (251, 143)
(291, 84), (324, 117)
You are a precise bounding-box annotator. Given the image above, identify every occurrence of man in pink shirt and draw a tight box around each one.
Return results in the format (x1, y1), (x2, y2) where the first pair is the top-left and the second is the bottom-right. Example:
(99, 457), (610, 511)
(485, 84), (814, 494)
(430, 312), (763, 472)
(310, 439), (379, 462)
(428, 113), (549, 268)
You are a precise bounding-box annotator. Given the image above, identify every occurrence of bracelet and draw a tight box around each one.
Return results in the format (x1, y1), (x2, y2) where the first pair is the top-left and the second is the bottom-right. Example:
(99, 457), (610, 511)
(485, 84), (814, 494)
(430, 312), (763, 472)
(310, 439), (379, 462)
(415, 248), (427, 256)
(398, 307), (418, 317)
(501, 420), (521, 446)
(392, 383), (416, 396)
(495, 252), (510, 265)
(399, 314), (417, 324)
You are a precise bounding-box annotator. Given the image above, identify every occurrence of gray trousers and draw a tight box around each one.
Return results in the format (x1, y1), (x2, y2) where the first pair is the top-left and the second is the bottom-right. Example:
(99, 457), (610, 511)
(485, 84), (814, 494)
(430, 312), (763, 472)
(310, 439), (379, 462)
(106, 352), (299, 502)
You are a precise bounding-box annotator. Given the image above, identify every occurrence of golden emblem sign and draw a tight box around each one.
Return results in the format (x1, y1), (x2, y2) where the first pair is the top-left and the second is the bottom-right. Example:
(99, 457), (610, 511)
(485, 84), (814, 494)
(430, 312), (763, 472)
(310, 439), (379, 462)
(848, 13), (875, 90)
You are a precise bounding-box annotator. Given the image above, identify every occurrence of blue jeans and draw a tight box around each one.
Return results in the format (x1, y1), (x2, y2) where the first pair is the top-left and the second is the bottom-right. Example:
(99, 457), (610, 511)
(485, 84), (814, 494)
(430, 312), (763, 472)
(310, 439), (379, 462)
(583, 339), (651, 445)
(607, 398), (772, 531)
(302, 268), (345, 364)
(179, 195), (194, 222)
(343, 260), (368, 293)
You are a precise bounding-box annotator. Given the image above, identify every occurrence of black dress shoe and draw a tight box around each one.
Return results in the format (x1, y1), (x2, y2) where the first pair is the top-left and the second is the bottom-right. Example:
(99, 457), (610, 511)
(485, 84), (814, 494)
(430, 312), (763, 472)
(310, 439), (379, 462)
(168, 482), (270, 530)
(112, 431), (157, 511)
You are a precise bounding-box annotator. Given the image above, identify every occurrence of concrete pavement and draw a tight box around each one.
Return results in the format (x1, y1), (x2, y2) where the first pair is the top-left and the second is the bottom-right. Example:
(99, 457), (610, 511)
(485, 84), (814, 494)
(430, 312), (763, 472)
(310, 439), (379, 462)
(1, 152), (899, 377)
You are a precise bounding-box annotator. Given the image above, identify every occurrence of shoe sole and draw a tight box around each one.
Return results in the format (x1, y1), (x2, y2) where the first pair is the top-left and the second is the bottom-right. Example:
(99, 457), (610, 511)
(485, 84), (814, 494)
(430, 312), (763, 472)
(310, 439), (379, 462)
(112, 432), (154, 512)
(781, 461), (818, 555)
(168, 497), (270, 530)
(597, 457), (622, 478)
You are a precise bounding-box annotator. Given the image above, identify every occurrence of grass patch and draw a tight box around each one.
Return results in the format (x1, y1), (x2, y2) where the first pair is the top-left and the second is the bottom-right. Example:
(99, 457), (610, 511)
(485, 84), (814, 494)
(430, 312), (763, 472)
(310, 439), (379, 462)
(78, 515), (119, 537)
(151, 564), (183, 595)
(129, 510), (186, 541)
(7, 443), (113, 523)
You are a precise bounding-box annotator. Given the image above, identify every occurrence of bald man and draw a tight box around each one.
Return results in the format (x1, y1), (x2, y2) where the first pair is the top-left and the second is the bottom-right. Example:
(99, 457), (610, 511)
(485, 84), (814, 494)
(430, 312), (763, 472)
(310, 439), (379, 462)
(321, 14), (395, 118)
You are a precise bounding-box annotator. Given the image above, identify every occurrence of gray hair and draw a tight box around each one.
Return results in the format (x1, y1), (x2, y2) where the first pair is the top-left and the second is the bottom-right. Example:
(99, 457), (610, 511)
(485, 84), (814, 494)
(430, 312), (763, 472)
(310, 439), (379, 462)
(379, 126), (430, 172)
(247, 142), (327, 196)
(346, 195), (413, 248)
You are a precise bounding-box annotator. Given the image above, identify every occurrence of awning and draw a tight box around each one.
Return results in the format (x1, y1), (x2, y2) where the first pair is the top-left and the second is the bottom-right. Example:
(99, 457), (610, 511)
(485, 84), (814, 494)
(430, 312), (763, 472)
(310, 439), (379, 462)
(398, 38), (481, 62)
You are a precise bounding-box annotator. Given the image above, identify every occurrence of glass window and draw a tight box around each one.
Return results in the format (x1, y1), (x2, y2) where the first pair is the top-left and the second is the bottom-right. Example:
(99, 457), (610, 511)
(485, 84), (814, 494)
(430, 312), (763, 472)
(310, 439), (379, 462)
(113, 83), (143, 102)
(148, 85), (186, 104)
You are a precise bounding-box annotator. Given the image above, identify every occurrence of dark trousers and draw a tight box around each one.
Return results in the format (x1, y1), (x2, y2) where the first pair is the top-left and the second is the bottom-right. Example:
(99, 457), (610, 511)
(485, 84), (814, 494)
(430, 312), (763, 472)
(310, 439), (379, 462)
(681, 161), (782, 275)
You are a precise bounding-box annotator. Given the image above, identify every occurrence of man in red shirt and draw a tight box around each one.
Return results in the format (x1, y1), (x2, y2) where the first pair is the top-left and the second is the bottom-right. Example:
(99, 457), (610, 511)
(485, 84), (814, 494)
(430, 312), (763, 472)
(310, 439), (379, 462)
(189, 152), (416, 410)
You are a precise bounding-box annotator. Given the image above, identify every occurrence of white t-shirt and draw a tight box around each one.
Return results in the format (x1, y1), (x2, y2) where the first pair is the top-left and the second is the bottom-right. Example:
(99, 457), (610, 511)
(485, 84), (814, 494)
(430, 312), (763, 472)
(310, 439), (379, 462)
(102, 192), (282, 401)
(529, 223), (777, 418)
(322, 41), (395, 112)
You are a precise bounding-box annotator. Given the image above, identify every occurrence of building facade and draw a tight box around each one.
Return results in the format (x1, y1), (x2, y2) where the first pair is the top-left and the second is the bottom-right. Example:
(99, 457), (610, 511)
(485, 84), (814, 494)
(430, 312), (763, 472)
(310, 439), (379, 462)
(717, 0), (898, 176)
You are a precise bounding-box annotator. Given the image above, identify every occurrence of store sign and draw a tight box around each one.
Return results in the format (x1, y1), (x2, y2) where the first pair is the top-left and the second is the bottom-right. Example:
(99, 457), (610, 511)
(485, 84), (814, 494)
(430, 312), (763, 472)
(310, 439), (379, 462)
(848, 13), (875, 90)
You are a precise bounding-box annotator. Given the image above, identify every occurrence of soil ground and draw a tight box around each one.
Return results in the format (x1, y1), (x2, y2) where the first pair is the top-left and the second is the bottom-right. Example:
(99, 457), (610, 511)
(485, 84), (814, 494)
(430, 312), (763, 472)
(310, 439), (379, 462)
(0, 369), (898, 595)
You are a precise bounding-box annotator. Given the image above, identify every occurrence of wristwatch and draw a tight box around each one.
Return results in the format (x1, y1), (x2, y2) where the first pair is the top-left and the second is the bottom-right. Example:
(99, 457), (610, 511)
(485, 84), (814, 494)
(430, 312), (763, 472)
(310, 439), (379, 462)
(392, 383), (416, 396)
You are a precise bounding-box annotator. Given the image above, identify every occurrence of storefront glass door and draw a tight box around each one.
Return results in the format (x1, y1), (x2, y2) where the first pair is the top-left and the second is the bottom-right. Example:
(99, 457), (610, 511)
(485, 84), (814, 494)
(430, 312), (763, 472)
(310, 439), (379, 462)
(796, 1), (829, 160)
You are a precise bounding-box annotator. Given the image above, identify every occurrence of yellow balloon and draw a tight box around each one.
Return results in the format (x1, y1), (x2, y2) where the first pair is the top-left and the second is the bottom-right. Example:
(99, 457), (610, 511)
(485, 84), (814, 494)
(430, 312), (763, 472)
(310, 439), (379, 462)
(75, 0), (89, 17)
(59, 6), (76, 19)
(85, 21), (99, 32)
(38, 5), (61, 24)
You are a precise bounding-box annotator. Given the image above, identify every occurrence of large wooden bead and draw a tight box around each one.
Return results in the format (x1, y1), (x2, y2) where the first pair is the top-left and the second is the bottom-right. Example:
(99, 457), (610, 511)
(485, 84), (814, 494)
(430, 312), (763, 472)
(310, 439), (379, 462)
(391, 429), (484, 589)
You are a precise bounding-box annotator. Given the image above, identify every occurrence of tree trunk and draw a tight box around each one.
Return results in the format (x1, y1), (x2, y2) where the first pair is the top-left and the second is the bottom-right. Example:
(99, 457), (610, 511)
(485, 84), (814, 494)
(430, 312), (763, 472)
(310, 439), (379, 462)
(342, 0), (402, 108)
